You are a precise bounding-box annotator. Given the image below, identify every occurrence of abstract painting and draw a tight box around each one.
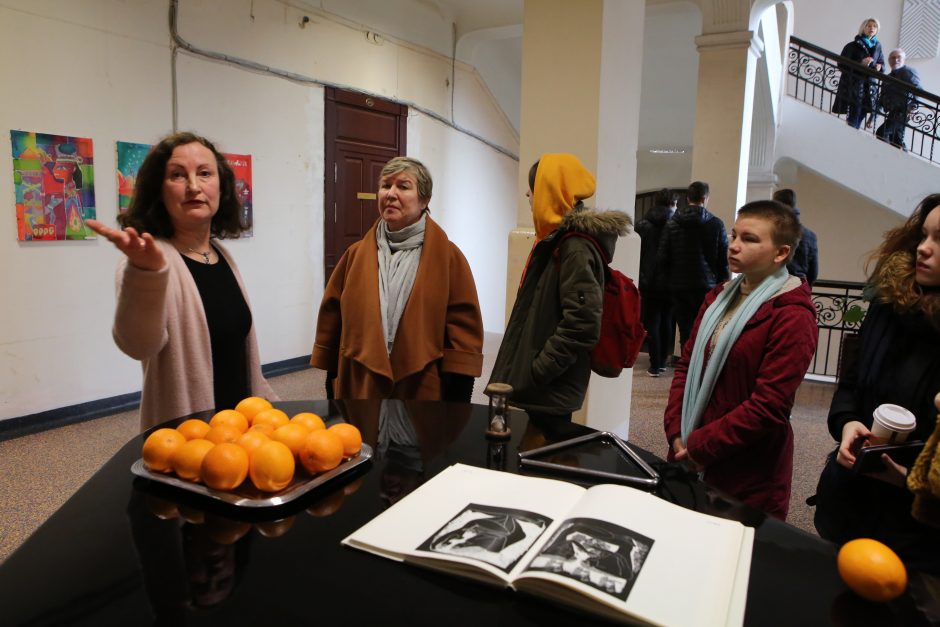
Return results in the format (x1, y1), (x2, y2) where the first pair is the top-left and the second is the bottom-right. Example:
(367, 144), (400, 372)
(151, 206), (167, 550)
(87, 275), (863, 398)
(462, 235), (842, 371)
(116, 141), (151, 213)
(11, 130), (96, 241)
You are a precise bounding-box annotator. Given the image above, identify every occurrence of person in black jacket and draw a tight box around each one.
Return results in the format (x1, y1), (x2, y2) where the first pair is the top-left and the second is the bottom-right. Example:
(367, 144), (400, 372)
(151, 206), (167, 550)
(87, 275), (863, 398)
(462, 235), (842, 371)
(814, 193), (940, 575)
(877, 48), (922, 150)
(773, 189), (819, 286)
(635, 189), (676, 376)
(833, 18), (885, 129)
(657, 181), (730, 348)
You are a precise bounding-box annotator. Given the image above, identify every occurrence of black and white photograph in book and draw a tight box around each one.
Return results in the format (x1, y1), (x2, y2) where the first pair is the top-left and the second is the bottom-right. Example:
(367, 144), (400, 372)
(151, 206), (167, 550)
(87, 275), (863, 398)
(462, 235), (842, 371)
(417, 504), (552, 572)
(525, 518), (653, 600)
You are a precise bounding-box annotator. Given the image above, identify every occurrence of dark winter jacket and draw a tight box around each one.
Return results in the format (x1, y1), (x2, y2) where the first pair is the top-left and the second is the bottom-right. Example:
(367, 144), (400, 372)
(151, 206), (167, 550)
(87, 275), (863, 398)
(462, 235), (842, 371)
(635, 204), (673, 294)
(657, 205), (730, 293)
(818, 301), (940, 573)
(833, 35), (885, 115)
(786, 207), (819, 286)
(490, 206), (631, 414)
(664, 277), (818, 519)
(880, 65), (922, 113)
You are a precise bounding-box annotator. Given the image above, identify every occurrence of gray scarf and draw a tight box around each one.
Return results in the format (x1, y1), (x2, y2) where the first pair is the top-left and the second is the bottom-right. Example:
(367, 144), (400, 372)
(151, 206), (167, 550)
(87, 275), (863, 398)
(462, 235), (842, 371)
(376, 213), (426, 354)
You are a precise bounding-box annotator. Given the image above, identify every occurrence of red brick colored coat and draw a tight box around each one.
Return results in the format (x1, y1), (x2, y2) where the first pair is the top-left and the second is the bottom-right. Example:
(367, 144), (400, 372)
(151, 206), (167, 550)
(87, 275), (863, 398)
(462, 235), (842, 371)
(663, 278), (818, 519)
(311, 217), (483, 400)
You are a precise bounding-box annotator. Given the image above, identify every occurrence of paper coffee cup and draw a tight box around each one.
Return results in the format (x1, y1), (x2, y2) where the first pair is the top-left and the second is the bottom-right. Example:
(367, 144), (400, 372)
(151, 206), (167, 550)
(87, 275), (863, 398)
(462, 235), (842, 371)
(870, 404), (916, 444)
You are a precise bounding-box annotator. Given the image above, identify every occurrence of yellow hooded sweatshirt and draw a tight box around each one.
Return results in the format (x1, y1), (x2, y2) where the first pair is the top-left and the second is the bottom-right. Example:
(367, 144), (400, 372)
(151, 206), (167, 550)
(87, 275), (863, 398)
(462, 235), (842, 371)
(532, 153), (597, 241)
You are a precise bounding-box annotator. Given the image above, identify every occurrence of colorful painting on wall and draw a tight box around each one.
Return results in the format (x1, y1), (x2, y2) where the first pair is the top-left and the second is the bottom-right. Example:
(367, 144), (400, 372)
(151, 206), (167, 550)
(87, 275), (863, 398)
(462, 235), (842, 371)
(116, 141), (152, 214)
(224, 152), (253, 235)
(11, 130), (96, 241)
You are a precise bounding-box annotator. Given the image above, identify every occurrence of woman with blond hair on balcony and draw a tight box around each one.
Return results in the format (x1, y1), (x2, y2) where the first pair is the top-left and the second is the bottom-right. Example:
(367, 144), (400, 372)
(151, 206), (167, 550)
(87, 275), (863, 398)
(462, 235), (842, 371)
(833, 17), (885, 129)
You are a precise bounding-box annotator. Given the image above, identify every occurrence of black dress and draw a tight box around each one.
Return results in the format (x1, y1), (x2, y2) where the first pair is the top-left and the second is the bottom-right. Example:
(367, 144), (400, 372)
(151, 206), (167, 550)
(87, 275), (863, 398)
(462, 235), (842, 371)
(182, 248), (252, 411)
(833, 35), (884, 127)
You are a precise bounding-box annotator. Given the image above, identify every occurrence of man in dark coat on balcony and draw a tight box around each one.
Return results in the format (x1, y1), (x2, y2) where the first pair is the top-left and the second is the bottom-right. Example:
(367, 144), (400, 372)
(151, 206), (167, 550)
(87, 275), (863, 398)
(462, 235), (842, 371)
(657, 181), (730, 349)
(773, 188), (818, 287)
(876, 48), (921, 150)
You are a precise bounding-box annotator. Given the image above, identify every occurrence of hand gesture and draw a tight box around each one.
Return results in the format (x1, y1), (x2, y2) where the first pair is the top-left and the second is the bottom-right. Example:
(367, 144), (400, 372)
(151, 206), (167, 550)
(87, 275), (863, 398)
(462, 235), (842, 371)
(671, 438), (703, 472)
(836, 420), (870, 468)
(86, 219), (166, 272)
(862, 56), (874, 66)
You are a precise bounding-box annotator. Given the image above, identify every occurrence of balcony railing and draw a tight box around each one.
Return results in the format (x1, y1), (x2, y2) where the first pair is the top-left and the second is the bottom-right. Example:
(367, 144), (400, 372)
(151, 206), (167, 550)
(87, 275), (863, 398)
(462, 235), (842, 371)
(807, 279), (867, 381)
(787, 36), (940, 164)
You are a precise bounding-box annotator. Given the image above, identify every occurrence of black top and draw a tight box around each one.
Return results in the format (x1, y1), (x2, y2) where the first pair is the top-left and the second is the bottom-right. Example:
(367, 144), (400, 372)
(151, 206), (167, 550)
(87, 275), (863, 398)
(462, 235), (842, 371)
(182, 247), (251, 411)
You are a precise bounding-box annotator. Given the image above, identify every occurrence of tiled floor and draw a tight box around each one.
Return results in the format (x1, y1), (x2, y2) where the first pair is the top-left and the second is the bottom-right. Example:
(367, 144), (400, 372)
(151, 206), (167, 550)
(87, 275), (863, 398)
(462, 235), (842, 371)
(0, 334), (837, 563)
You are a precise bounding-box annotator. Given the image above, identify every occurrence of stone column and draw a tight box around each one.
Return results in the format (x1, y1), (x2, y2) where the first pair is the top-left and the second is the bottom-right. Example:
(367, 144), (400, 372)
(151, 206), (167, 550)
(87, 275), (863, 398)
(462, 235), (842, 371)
(690, 30), (763, 228)
(506, 0), (645, 437)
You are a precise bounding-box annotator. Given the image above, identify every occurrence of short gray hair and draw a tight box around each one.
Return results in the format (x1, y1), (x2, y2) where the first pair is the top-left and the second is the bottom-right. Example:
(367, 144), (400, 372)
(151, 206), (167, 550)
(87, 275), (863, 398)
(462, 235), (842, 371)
(380, 157), (433, 203)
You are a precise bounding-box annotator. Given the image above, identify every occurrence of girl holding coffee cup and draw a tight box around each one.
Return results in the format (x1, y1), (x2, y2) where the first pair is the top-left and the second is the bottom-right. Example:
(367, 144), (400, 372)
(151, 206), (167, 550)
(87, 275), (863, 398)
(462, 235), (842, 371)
(814, 193), (940, 576)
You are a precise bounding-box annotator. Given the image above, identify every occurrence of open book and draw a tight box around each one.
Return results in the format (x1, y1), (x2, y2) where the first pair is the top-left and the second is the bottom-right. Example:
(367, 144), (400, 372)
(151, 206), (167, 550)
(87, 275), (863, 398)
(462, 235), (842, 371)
(343, 464), (753, 626)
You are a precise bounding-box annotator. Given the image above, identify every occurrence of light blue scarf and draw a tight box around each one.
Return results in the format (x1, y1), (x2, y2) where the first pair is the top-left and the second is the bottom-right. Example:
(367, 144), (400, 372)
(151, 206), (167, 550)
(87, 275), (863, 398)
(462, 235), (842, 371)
(680, 266), (790, 444)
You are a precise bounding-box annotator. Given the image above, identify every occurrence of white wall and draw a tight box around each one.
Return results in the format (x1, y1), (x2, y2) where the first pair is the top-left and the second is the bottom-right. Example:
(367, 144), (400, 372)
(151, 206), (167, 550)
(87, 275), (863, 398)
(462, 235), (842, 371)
(0, 0), (518, 421)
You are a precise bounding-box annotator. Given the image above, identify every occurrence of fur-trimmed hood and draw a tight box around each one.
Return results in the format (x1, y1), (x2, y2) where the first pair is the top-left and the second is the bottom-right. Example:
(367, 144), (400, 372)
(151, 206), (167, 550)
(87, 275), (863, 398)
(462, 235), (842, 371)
(557, 203), (632, 259)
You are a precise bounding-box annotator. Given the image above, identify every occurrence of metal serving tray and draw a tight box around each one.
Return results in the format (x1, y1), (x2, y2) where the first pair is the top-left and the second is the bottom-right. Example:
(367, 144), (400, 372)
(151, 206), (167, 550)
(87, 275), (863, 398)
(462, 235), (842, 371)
(131, 443), (373, 508)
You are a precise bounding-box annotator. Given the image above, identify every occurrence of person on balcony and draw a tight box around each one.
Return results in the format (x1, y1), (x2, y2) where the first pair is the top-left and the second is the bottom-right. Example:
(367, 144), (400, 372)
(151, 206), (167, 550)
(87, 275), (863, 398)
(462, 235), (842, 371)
(813, 193), (940, 575)
(876, 48), (922, 151)
(833, 18), (885, 129)
(663, 200), (818, 520)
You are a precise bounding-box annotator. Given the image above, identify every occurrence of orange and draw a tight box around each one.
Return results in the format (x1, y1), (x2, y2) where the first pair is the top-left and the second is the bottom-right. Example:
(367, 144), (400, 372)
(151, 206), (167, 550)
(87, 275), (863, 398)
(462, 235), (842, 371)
(837, 538), (908, 602)
(291, 412), (326, 432)
(176, 419), (211, 441)
(300, 429), (344, 474)
(205, 424), (242, 445)
(201, 442), (250, 491)
(235, 396), (273, 422)
(306, 489), (345, 517)
(145, 495), (180, 520)
(271, 423), (312, 459)
(237, 429), (270, 456)
(251, 407), (289, 431)
(249, 422), (275, 436)
(170, 438), (215, 482)
(328, 423), (362, 457)
(209, 409), (249, 433)
(249, 440), (295, 492)
(142, 428), (187, 473)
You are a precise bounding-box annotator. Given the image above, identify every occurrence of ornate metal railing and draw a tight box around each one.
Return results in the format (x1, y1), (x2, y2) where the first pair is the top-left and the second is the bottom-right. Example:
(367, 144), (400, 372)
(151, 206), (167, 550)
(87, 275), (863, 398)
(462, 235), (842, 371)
(787, 36), (940, 165)
(808, 279), (868, 380)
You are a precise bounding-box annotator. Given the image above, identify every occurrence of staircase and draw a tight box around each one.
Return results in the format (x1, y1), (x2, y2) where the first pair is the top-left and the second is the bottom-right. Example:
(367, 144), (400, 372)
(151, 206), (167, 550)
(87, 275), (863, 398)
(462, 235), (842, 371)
(776, 36), (939, 216)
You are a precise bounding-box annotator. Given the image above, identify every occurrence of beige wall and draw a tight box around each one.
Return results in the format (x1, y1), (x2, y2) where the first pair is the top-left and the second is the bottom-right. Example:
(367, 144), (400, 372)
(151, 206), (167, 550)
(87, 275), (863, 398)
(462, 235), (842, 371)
(776, 162), (904, 283)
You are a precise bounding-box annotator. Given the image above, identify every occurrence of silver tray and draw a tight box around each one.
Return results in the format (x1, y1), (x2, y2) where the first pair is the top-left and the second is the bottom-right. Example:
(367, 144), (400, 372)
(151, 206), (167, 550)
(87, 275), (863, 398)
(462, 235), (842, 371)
(131, 443), (373, 508)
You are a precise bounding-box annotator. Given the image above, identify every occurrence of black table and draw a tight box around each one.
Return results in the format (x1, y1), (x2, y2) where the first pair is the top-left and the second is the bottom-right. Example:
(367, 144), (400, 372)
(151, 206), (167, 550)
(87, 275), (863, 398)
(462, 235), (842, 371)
(0, 401), (931, 626)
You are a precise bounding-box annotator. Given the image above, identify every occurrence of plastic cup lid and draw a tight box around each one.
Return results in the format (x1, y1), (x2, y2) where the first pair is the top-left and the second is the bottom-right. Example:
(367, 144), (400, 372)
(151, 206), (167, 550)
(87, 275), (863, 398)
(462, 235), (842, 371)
(873, 403), (916, 431)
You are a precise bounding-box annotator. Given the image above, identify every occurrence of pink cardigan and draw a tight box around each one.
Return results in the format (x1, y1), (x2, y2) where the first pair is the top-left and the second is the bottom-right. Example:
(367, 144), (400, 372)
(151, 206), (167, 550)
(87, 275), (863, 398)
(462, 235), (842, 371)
(113, 239), (276, 431)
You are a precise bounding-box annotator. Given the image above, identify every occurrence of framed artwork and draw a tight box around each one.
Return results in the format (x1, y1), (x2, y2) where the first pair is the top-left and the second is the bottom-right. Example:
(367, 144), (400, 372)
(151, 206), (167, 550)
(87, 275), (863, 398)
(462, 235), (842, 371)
(116, 141), (151, 214)
(224, 152), (253, 235)
(11, 130), (96, 241)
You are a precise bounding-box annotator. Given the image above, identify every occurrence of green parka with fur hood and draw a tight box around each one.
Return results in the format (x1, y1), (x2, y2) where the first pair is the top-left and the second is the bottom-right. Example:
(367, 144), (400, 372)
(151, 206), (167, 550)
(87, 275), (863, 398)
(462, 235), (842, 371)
(490, 204), (631, 415)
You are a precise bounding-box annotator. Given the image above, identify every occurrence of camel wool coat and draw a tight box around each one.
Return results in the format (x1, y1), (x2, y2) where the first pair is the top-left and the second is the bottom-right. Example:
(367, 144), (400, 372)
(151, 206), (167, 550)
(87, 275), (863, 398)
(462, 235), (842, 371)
(311, 216), (484, 400)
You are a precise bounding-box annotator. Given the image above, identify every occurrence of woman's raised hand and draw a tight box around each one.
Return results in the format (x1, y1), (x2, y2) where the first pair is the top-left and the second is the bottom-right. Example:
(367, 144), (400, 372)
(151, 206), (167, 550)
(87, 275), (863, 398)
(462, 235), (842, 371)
(86, 219), (166, 272)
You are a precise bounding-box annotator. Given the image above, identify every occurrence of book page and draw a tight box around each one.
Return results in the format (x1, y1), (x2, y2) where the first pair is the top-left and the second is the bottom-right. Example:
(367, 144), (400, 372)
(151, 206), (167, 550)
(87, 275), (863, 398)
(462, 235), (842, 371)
(725, 526), (754, 627)
(343, 464), (586, 584)
(516, 484), (749, 627)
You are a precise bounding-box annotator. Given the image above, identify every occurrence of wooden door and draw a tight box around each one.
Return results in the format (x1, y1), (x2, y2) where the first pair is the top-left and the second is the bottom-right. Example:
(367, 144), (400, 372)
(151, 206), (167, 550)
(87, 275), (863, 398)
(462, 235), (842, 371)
(324, 88), (407, 284)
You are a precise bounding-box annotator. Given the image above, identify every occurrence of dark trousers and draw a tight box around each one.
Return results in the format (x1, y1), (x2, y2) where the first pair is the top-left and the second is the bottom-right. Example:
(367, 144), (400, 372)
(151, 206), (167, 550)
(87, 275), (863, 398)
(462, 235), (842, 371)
(640, 291), (673, 371)
(846, 101), (866, 129)
(671, 288), (708, 351)
(877, 109), (908, 149)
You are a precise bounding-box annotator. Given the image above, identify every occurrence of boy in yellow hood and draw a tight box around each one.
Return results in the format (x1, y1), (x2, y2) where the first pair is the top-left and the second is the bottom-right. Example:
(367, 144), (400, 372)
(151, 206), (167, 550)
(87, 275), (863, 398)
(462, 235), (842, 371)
(490, 154), (631, 420)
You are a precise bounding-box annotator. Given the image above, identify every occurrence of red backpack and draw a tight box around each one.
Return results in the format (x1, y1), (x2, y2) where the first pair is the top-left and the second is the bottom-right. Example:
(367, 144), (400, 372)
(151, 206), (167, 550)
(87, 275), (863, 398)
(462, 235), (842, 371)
(556, 232), (647, 378)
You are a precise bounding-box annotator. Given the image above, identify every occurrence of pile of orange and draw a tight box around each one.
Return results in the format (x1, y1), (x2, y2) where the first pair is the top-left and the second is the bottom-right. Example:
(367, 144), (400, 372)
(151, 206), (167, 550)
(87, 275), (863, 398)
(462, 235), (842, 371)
(140, 397), (363, 495)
